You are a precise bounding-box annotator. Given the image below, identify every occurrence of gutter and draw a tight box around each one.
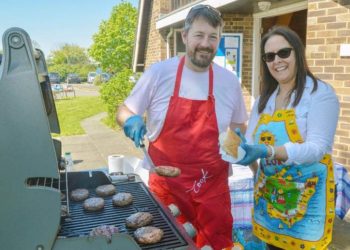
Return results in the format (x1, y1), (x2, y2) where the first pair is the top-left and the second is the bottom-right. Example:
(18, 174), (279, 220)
(166, 28), (174, 59)
(132, 0), (145, 72)
(156, 0), (238, 30)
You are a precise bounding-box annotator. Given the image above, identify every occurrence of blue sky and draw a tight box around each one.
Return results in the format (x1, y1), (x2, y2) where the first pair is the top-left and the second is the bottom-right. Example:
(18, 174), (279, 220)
(0, 0), (138, 57)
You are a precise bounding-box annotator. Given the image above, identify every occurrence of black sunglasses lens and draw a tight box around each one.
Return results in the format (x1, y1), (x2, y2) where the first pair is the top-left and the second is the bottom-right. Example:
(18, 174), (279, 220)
(263, 53), (275, 62)
(263, 48), (293, 62)
(278, 48), (292, 58)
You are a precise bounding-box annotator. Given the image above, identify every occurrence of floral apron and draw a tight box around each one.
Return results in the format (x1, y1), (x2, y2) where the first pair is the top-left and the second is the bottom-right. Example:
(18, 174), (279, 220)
(252, 109), (335, 250)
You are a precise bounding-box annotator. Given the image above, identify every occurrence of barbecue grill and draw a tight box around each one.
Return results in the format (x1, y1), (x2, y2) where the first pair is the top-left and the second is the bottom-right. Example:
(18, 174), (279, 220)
(0, 27), (196, 250)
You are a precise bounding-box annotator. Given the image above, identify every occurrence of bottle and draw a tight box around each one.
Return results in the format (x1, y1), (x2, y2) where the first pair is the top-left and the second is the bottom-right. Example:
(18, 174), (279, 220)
(64, 152), (73, 170)
(182, 221), (196, 238)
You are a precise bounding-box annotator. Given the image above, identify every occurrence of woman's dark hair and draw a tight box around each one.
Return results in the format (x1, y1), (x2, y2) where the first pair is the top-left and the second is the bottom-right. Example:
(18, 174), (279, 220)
(258, 26), (318, 113)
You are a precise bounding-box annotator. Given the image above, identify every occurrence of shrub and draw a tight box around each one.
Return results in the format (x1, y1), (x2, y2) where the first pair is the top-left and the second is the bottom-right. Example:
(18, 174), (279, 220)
(93, 74), (103, 86)
(100, 68), (134, 128)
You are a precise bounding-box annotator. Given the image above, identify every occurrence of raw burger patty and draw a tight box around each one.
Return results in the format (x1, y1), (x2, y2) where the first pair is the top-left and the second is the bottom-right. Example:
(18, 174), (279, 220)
(134, 226), (163, 244)
(70, 188), (89, 201)
(155, 166), (181, 177)
(83, 197), (105, 211)
(126, 212), (153, 228)
(89, 225), (119, 243)
(112, 192), (133, 207)
(95, 184), (116, 197)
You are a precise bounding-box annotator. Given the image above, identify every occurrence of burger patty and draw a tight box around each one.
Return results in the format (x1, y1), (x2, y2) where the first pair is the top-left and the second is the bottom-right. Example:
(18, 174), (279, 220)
(83, 197), (105, 212)
(70, 188), (89, 202)
(134, 226), (164, 244)
(126, 212), (153, 228)
(154, 166), (181, 177)
(89, 225), (119, 243)
(95, 184), (116, 197)
(112, 192), (133, 207)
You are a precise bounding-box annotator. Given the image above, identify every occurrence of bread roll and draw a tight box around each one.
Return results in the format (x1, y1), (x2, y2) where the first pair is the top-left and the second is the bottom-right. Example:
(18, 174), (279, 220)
(223, 129), (241, 158)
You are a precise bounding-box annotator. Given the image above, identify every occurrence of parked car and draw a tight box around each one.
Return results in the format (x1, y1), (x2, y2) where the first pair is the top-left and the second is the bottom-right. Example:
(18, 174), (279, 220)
(48, 72), (60, 84)
(87, 72), (110, 83)
(101, 73), (110, 82)
(66, 73), (81, 84)
(87, 72), (97, 84)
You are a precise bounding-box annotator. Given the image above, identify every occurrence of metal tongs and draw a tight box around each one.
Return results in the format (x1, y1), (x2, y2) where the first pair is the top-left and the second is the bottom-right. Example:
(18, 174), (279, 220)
(140, 142), (156, 172)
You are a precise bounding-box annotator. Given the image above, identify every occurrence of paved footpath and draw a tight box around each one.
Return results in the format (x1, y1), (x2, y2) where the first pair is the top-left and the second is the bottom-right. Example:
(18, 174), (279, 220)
(60, 112), (142, 171)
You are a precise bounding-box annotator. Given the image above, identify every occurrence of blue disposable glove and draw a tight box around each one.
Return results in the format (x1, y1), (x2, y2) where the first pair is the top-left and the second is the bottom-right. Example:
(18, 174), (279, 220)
(234, 128), (247, 143)
(123, 115), (147, 147)
(234, 128), (268, 165)
(237, 143), (268, 166)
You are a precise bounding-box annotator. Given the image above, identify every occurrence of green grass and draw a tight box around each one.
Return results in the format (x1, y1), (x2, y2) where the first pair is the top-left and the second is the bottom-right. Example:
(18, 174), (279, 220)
(54, 96), (106, 136)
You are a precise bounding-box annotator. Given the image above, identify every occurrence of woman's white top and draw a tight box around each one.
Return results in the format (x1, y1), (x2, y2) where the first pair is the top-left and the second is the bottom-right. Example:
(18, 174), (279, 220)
(245, 76), (339, 165)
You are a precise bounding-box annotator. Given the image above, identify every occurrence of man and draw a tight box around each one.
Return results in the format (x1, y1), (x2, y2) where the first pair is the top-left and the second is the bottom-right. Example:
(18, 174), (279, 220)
(117, 4), (247, 249)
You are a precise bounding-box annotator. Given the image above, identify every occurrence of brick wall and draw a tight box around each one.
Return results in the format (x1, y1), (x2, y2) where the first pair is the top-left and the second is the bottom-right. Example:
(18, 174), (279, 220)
(144, 0), (170, 69)
(307, 0), (350, 169)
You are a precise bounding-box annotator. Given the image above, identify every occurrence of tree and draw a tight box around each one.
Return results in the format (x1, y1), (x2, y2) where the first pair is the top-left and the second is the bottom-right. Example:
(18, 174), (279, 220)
(49, 44), (90, 65)
(47, 44), (95, 80)
(89, 1), (137, 73)
(100, 68), (134, 127)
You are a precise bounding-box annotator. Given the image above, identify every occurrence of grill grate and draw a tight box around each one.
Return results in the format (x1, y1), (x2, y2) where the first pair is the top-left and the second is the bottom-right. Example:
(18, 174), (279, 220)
(58, 181), (189, 249)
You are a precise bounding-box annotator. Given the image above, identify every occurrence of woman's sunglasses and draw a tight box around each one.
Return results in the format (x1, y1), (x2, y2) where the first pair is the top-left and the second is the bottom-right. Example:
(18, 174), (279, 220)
(262, 48), (294, 63)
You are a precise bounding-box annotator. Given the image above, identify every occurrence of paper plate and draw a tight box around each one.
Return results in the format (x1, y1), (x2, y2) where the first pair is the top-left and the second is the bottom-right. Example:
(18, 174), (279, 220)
(219, 131), (246, 164)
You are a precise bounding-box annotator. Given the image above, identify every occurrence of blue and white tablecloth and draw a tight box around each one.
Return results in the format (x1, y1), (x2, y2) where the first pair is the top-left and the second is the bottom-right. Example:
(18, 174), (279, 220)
(229, 165), (254, 229)
(335, 163), (350, 220)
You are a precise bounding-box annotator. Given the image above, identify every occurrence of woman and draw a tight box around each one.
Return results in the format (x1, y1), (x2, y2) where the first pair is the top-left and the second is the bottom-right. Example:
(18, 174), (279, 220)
(237, 26), (339, 249)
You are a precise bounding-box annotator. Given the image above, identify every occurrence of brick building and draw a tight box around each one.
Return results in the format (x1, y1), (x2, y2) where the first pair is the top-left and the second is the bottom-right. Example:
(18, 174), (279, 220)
(133, 0), (350, 170)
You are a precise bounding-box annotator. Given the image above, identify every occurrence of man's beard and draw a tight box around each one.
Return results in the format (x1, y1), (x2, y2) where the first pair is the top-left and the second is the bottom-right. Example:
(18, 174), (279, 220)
(188, 47), (215, 69)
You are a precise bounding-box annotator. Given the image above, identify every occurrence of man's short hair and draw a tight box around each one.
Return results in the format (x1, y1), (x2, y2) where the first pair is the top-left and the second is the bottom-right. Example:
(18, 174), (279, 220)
(184, 4), (223, 33)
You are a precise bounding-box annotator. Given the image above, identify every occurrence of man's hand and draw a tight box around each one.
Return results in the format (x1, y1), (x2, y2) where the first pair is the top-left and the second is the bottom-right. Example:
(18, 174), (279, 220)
(123, 115), (146, 147)
(237, 143), (268, 166)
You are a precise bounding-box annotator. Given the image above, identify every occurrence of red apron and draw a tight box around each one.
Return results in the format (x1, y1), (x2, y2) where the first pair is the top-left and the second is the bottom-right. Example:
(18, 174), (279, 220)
(148, 57), (233, 250)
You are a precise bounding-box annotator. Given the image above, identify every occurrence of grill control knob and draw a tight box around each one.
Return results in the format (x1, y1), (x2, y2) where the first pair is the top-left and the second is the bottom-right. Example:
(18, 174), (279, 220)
(183, 221), (196, 238)
(168, 203), (180, 217)
(201, 245), (213, 250)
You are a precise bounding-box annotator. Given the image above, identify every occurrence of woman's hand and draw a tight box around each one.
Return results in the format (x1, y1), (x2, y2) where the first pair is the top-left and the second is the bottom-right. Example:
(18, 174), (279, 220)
(237, 143), (268, 166)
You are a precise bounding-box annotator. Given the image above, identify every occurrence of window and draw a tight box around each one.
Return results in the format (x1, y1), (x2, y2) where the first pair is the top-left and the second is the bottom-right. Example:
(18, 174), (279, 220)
(174, 29), (186, 56)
